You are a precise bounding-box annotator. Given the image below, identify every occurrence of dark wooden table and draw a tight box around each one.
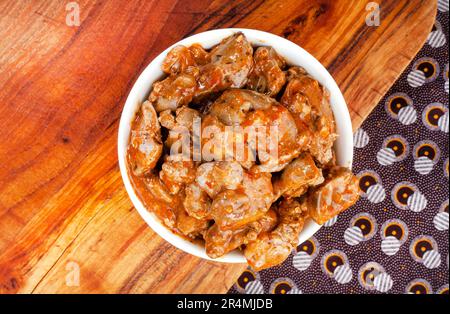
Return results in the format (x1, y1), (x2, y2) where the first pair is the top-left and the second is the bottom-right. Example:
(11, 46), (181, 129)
(0, 0), (436, 293)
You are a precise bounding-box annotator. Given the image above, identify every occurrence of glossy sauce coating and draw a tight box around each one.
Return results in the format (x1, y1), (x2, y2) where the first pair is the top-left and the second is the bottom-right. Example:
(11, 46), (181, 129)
(127, 32), (359, 270)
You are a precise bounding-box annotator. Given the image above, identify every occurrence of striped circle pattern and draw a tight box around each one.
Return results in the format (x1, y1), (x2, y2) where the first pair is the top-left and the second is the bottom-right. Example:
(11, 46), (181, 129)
(354, 128), (370, 148)
(373, 273), (393, 293)
(407, 191), (428, 212)
(381, 236), (402, 256)
(245, 280), (264, 294)
(323, 216), (337, 227)
(333, 264), (353, 284)
(433, 212), (449, 231)
(427, 30), (446, 48)
(438, 112), (449, 133)
(398, 106), (417, 125)
(422, 250), (442, 269)
(292, 251), (313, 271)
(344, 226), (364, 246)
(377, 147), (396, 166)
(287, 287), (302, 294)
(407, 70), (425, 87)
(366, 183), (386, 203)
(438, 0), (449, 12)
(414, 156), (434, 175)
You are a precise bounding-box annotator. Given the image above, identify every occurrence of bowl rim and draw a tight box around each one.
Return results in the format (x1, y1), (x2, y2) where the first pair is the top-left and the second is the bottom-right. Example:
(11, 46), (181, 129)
(117, 28), (353, 264)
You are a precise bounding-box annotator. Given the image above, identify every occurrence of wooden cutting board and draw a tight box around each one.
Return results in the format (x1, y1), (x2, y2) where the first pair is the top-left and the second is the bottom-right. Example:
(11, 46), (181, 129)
(0, 0), (436, 293)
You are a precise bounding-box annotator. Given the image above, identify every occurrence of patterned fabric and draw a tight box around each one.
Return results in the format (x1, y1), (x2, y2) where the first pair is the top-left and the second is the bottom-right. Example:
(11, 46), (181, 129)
(229, 6), (449, 294)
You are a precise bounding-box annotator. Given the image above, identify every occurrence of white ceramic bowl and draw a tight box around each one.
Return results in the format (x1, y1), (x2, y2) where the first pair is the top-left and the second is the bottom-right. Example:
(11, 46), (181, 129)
(118, 28), (353, 263)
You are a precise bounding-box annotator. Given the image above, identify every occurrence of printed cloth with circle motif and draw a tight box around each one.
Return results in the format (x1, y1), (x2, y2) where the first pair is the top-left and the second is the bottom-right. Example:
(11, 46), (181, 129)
(229, 5), (449, 294)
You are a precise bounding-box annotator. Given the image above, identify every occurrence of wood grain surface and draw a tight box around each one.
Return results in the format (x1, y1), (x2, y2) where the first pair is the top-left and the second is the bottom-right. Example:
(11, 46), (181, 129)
(0, 0), (436, 293)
